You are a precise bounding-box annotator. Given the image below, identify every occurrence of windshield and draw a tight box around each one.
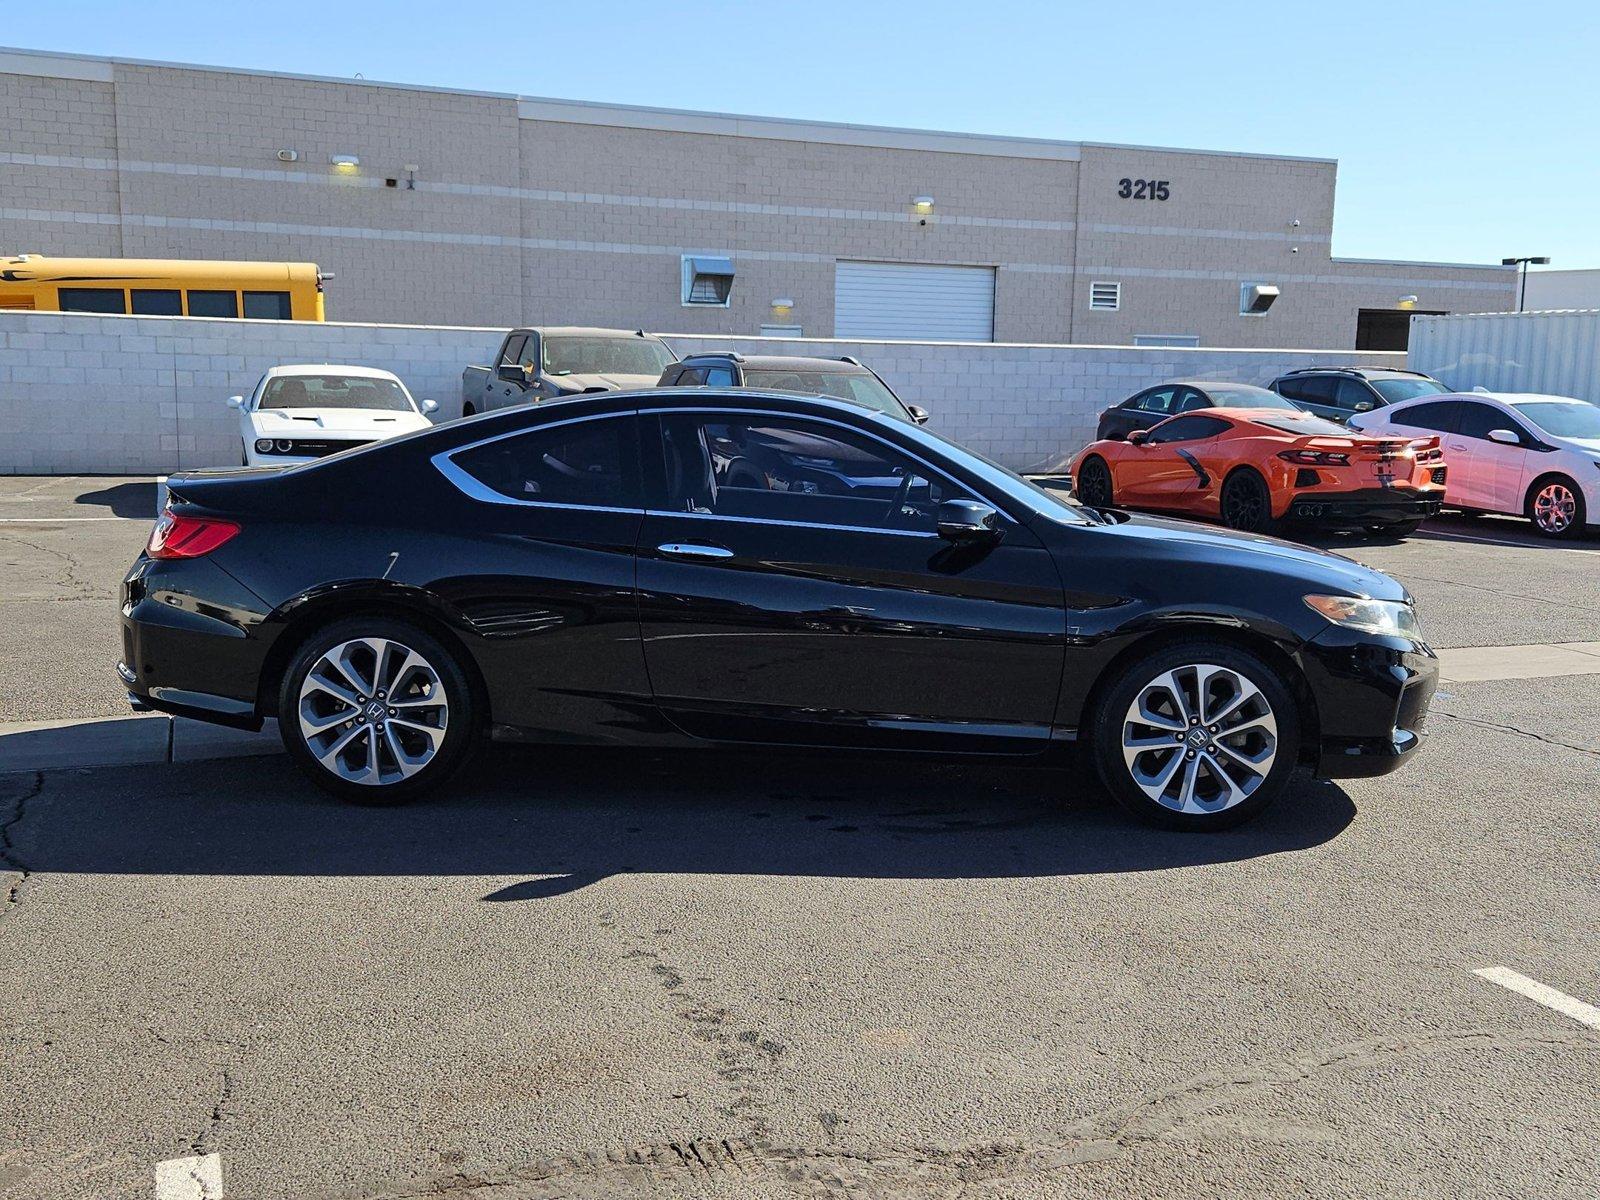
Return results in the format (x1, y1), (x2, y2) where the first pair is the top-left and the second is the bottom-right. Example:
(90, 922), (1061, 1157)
(1204, 384), (1298, 410)
(743, 369), (911, 421)
(259, 374), (414, 412)
(1511, 400), (1600, 439)
(542, 336), (675, 377)
(1371, 377), (1449, 403)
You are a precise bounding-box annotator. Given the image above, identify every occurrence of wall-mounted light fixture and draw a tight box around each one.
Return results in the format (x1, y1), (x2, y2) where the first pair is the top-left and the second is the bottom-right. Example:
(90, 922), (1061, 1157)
(276, 149), (300, 163)
(1397, 295), (1419, 311)
(770, 297), (794, 320)
(329, 153), (360, 172)
(911, 195), (935, 226)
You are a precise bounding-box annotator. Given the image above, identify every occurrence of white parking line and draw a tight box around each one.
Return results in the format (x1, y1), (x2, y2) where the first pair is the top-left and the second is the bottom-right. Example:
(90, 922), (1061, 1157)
(1422, 530), (1600, 557)
(153, 1152), (223, 1199)
(0, 516), (129, 523)
(1474, 966), (1600, 1029)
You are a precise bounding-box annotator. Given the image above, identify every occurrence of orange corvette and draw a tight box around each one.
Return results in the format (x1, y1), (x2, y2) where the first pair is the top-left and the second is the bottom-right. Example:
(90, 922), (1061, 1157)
(1070, 408), (1446, 534)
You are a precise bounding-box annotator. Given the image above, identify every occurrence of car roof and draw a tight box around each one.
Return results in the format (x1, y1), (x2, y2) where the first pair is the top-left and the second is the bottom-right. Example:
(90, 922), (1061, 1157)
(263, 364), (403, 380)
(1273, 366), (1435, 380)
(512, 326), (665, 339)
(1437, 390), (1587, 405)
(680, 353), (873, 372)
(1145, 380), (1277, 390)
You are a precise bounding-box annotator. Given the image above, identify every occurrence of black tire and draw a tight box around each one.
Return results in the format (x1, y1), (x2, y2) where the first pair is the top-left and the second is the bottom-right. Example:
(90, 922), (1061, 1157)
(1525, 474), (1587, 540)
(1089, 639), (1301, 831)
(278, 616), (476, 804)
(462, 403), (476, 417)
(1220, 469), (1276, 534)
(1074, 456), (1114, 507)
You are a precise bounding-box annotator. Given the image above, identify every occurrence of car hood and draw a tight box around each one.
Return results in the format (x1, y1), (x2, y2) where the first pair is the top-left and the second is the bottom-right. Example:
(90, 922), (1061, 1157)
(1552, 434), (1600, 455)
(247, 407), (430, 437)
(1095, 510), (1410, 601)
(550, 372), (661, 393)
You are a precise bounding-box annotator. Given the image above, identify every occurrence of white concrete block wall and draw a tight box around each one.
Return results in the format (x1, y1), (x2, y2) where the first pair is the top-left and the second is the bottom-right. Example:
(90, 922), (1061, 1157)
(0, 311), (1401, 475)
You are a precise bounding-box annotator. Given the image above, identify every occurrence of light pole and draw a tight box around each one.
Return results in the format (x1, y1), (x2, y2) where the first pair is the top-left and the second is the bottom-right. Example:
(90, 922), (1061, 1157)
(1501, 256), (1551, 312)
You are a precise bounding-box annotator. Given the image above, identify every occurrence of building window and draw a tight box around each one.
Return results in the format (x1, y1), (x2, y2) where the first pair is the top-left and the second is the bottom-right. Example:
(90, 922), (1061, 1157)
(1133, 334), (1200, 348)
(682, 255), (735, 306)
(1089, 281), (1121, 311)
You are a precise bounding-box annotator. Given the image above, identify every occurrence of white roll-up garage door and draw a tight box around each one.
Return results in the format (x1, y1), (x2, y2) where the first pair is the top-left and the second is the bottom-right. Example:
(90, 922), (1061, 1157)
(834, 261), (996, 341)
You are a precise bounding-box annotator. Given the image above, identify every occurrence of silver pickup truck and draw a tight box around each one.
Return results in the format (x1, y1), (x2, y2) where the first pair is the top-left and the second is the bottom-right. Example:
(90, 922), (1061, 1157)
(461, 326), (677, 415)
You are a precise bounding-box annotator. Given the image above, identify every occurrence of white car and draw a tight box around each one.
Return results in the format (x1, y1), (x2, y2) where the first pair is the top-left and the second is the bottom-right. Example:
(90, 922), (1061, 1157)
(1348, 391), (1600, 538)
(229, 365), (438, 467)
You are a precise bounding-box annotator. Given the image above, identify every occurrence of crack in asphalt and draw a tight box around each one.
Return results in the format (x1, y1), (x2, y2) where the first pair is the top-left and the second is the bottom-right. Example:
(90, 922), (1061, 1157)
(362, 1028), (1597, 1199)
(188, 1070), (235, 1157)
(0, 771), (43, 913)
(0, 531), (106, 603)
(1432, 709), (1600, 759)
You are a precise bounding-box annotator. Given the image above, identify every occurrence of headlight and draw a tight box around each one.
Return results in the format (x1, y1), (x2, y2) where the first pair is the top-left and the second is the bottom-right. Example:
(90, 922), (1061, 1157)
(1304, 594), (1422, 640)
(253, 438), (273, 453)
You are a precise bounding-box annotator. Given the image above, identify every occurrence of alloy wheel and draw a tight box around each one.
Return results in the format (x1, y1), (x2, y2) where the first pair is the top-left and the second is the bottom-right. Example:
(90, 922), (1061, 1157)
(1533, 482), (1577, 533)
(297, 637), (449, 786)
(1077, 459), (1112, 507)
(1120, 663), (1278, 814)
(1222, 475), (1266, 530)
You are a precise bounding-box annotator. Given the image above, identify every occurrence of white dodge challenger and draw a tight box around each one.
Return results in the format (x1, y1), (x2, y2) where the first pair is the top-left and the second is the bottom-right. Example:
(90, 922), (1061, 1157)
(231, 364), (438, 467)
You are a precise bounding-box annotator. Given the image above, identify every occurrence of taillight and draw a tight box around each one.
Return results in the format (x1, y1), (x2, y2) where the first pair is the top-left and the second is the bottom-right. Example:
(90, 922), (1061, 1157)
(1277, 449), (1350, 466)
(147, 509), (240, 559)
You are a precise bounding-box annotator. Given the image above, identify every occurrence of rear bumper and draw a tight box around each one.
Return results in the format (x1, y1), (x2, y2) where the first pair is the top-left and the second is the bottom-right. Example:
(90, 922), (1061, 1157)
(1298, 629), (1439, 779)
(1285, 487), (1443, 527)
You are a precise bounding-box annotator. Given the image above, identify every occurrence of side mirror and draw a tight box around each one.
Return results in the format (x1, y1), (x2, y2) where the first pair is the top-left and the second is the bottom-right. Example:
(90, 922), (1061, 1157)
(1487, 428), (1520, 445)
(420, 398), (439, 415)
(226, 395), (245, 409)
(937, 499), (1002, 544)
(907, 404), (930, 425)
(1353, 401), (1374, 412)
(1127, 429), (1152, 445)
(496, 364), (524, 384)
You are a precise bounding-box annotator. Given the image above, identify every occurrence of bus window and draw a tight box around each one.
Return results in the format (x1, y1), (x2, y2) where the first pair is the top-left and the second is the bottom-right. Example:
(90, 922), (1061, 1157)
(243, 291), (293, 320)
(188, 290), (238, 318)
(131, 289), (182, 316)
(59, 288), (127, 315)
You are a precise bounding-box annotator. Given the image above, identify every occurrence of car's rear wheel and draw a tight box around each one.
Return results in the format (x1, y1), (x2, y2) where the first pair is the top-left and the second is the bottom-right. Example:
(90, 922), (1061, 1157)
(1220, 469), (1275, 533)
(1074, 456), (1114, 507)
(462, 403), (476, 417)
(1090, 641), (1300, 830)
(1526, 475), (1586, 539)
(278, 617), (475, 804)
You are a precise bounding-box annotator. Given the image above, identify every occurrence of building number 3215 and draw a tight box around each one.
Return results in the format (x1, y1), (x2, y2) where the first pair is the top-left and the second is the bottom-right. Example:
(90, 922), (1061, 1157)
(1117, 178), (1170, 201)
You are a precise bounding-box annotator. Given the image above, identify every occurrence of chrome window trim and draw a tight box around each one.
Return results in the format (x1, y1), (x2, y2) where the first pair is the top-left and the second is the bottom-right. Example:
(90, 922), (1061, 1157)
(644, 507), (938, 539)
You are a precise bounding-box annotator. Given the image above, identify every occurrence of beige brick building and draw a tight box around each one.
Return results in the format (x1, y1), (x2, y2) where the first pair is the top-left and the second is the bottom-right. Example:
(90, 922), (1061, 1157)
(0, 46), (1516, 347)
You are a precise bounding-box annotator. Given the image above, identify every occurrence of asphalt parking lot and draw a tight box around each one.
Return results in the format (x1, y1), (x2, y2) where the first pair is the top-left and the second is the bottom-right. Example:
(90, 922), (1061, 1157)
(2, 475), (1597, 1199)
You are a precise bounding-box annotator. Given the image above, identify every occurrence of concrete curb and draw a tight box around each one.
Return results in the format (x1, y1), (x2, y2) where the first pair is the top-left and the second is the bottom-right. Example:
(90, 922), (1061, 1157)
(0, 713), (279, 774)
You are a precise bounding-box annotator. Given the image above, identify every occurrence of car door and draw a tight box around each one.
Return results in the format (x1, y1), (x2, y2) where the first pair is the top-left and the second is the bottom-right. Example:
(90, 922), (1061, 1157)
(1294, 376), (1340, 421)
(1332, 378), (1381, 424)
(1118, 414), (1230, 507)
(1456, 401), (1535, 513)
(1385, 400), (1467, 504)
(634, 406), (1067, 751)
(428, 410), (651, 736)
(485, 334), (528, 412)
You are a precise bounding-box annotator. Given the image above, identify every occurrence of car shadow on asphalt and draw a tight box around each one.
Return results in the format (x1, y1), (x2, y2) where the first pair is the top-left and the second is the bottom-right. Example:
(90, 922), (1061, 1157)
(7, 745), (1356, 898)
(75, 481), (157, 519)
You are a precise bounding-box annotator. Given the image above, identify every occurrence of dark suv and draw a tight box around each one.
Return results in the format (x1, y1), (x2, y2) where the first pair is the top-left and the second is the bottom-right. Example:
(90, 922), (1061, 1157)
(1270, 367), (1449, 425)
(658, 353), (928, 424)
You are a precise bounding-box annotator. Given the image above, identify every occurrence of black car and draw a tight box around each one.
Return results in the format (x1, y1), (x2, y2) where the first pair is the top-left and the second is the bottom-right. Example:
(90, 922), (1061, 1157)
(121, 390), (1437, 830)
(1096, 381), (1301, 441)
(1270, 367), (1450, 425)
(659, 352), (928, 424)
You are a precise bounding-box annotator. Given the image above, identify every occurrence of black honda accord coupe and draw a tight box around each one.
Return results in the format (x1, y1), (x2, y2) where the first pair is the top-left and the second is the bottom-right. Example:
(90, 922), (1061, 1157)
(121, 389), (1437, 829)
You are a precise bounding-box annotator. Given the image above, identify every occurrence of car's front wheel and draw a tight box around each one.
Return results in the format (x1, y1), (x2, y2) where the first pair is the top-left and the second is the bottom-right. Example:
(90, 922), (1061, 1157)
(278, 617), (476, 803)
(1526, 475), (1586, 539)
(1091, 641), (1301, 830)
(1074, 456), (1114, 507)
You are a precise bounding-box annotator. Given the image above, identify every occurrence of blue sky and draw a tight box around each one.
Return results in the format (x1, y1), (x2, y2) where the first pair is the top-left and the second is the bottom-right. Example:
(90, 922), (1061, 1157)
(7, 0), (1596, 269)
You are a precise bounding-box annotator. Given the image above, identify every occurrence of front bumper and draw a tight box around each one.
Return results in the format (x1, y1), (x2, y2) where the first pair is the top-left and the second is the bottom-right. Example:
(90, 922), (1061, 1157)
(1285, 487), (1443, 528)
(1297, 628), (1439, 779)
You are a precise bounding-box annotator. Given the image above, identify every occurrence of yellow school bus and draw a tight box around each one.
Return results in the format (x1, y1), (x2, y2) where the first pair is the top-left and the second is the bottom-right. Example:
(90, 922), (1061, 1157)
(0, 255), (328, 321)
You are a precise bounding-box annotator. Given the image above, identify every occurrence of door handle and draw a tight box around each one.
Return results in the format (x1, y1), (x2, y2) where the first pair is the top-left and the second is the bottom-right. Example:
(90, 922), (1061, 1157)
(657, 542), (734, 560)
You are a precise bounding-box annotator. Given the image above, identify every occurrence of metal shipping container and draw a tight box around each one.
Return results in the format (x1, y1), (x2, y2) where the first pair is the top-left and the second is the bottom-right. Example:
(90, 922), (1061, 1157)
(1408, 309), (1600, 403)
